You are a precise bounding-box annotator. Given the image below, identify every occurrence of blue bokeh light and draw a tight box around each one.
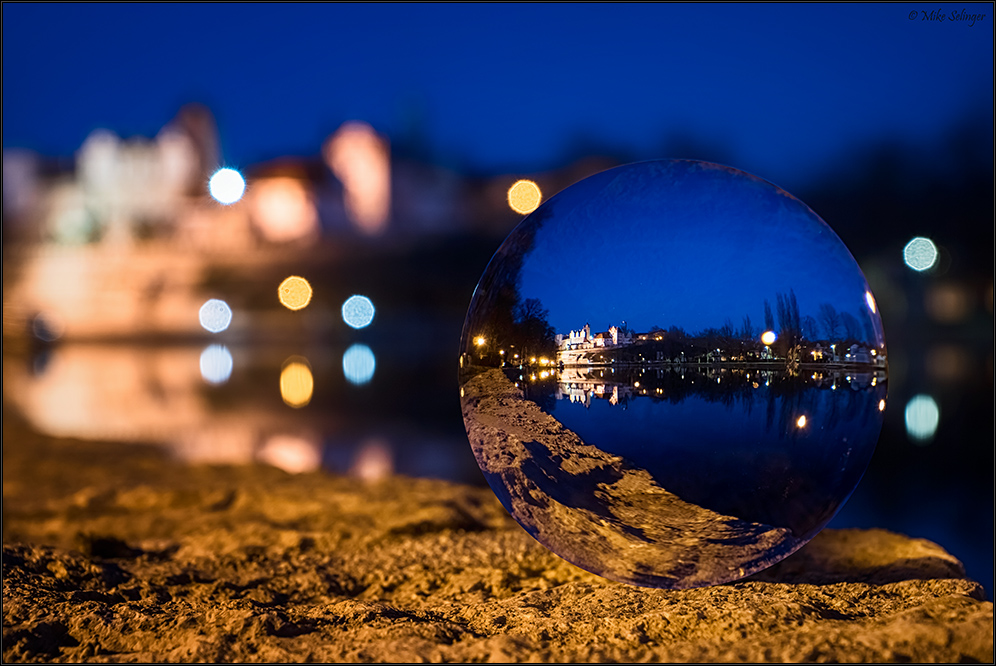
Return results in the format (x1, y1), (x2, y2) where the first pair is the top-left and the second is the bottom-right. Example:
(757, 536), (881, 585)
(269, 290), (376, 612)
(199, 298), (233, 333)
(342, 344), (376, 385)
(342, 295), (375, 329)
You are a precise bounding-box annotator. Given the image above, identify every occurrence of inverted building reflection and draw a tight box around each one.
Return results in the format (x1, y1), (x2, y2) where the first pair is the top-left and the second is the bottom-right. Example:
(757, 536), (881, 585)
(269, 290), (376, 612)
(3, 342), (474, 483)
(518, 365), (888, 413)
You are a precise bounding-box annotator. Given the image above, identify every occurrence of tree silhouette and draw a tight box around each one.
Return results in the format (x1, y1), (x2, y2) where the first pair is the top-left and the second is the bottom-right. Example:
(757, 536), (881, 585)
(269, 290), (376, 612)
(514, 297), (556, 358)
(840, 311), (862, 343)
(818, 303), (842, 342)
(739, 314), (756, 341)
(461, 206), (551, 364)
(776, 290), (802, 346)
(802, 315), (819, 341)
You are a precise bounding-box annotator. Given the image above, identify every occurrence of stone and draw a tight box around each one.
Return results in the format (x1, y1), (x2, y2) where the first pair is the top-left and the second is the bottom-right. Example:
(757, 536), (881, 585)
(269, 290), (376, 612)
(2, 428), (991, 663)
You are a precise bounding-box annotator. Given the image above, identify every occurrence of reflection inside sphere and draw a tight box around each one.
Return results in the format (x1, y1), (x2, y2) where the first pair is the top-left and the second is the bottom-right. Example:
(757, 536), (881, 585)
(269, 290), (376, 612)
(459, 160), (887, 589)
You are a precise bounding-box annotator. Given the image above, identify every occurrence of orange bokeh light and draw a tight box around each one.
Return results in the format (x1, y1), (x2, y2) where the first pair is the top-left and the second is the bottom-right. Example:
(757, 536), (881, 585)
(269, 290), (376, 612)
(278, 275), (313, 311)
(507, 179), (542, 214)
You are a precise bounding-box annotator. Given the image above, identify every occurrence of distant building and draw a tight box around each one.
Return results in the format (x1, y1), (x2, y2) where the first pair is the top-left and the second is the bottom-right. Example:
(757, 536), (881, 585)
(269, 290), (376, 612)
(559, 323), (632, 352)
(845, 344), (871, 364)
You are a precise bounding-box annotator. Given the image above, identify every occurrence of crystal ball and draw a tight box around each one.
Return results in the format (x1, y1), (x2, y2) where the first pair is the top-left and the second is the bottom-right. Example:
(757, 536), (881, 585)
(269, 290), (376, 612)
(459, 160), (887, 589)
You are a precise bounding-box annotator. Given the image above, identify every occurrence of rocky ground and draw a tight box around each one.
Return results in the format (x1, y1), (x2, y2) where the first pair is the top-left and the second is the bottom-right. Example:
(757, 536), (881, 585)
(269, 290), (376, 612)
(3, 407), (993, 662)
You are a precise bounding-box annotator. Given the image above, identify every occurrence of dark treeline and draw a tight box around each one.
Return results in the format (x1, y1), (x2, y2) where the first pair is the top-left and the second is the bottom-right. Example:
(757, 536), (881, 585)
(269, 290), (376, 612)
(628, 290), (877, 364)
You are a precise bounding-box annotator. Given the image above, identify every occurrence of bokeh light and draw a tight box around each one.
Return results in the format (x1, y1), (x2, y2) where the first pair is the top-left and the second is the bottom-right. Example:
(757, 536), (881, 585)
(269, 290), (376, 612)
(903, 236), (938, 272)
(343, 344), (376, 385)
(761, 330), (776, 345)
(208, 167), (246, 205)
(507, 179), (542, 214)
(278, 275), (313, 311)
(796, 415), (807, 429)
(199, 344), (233, 384)
(324, 121), (391, 235)
(31, 313), (65, 342)
(257, 434), (322, 474)
(351, 438), (394, 483)
(249, 177), (319, 242)
(280, 358), (314, 408)
(905, 394), (939, 443)
(342, 295), (375, 329)
(198, 298), (233, 333)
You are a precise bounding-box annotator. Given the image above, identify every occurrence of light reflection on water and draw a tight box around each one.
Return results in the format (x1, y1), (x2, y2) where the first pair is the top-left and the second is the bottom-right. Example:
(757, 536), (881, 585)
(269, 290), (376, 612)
(514, 366), (887, 541)
(4, 342), (476, 483)
(200, 344), (233, 384)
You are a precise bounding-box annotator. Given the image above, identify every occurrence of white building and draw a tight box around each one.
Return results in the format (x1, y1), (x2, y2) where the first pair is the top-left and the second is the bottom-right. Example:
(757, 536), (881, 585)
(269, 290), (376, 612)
(559, 323), (631, 351)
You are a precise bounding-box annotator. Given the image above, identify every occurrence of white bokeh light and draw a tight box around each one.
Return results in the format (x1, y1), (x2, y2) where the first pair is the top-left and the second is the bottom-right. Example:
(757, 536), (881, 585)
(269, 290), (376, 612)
(208, 168), (246, 205)
(342, 294), (375, 329)
(199, 298), (233, 333)
(343, 344), (376, 385)
(905, 394), (939, 443)
(903, 237), (938, 272)
(200, 344), (233, 384)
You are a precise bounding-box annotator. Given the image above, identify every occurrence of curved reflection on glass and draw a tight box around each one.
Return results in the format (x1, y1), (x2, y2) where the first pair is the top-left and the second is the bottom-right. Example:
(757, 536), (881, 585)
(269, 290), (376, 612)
(459, 160), (887, 589)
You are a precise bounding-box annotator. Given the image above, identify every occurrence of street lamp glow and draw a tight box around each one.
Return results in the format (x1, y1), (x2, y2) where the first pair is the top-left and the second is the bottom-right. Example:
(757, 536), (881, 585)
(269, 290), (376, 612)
(209, 168), (246, 205)
(761, 330), (776, 345)
(474, 336), (486, 346)
(903, 237), (938, 272)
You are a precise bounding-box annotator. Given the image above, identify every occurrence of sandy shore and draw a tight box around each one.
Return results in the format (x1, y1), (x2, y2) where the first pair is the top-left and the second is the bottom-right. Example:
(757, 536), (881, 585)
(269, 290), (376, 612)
(3, 405), (993, 662)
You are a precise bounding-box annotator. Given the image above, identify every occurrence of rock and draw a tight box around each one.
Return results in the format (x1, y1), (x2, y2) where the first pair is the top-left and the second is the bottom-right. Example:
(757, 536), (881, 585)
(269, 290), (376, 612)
(2, 422), (993, 662)
(461, 368), (804, 589)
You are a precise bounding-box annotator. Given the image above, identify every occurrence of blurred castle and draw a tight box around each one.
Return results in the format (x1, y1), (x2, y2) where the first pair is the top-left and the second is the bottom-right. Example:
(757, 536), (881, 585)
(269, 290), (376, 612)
(3, 104), (603, 341)
(2, 104), (477, 251)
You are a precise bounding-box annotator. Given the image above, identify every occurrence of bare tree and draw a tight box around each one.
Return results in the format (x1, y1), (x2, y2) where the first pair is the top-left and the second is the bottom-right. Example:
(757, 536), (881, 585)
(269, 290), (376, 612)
(776, 291), (802, 345)
(802, 315), (819, 341)
(739, 314), (756, 341)
(515, 297), (548, 323)
(818, 303), (842, 341)
(840, 311), (862, 341)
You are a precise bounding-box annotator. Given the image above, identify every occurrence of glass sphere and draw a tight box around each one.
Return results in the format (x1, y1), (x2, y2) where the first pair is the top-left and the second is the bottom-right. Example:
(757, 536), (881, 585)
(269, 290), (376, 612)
(459, 160), (887, 588)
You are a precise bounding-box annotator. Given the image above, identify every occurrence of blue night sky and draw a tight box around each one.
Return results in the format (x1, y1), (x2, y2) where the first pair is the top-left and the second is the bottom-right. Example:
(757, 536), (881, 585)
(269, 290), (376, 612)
(3, 3), (993, 191)
(516, 160), (882, 338)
